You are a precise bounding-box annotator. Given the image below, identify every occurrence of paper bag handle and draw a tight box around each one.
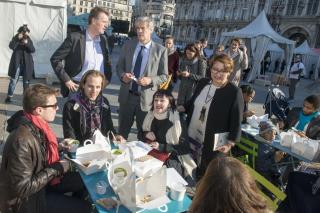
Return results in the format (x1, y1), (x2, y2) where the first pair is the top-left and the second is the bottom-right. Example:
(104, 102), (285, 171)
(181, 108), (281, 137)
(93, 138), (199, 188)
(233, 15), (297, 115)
(84, 139), (93, 146)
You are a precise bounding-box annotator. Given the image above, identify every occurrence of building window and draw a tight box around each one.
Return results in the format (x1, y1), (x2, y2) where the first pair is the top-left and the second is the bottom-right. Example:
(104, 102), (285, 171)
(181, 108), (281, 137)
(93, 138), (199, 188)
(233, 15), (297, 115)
(307, 0), (319, 15)
(286, 0), (298, 16)
(80, 7), (83, 12)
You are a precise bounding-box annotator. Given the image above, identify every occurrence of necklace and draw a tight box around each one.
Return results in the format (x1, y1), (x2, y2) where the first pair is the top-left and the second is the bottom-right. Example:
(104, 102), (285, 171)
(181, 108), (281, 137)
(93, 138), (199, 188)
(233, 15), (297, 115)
(199, 84), (214, 122)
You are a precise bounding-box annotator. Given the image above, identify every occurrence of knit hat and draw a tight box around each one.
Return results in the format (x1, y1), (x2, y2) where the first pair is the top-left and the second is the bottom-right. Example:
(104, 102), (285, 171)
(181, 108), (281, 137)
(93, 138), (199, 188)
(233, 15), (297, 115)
(259, 121), (277, 135)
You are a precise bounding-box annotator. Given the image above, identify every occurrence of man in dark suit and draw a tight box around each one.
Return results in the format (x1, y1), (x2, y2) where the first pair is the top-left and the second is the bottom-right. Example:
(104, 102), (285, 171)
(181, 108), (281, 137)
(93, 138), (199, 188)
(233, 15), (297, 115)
(116, 17), (168, 140)
(50, 7), (112, 97)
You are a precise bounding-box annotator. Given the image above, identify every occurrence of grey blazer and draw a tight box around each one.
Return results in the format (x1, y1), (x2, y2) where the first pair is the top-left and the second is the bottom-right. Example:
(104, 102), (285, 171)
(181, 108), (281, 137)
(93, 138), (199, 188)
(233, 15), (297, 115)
(116, 39), (168, 111)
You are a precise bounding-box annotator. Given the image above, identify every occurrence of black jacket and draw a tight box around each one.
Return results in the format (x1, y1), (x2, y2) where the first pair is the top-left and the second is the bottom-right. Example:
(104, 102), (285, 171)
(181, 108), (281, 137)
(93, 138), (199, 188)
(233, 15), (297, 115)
(50, 31), (112, 97)
(184, 78), (243, 174)
(63, 96), (116, 144)
(0, 111), (64, 213)
(8, 34), (35, 80)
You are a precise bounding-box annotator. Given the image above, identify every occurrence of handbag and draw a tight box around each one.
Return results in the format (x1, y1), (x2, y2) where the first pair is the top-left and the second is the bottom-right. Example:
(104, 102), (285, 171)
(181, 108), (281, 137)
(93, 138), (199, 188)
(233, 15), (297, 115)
(159, 74), (172, 90)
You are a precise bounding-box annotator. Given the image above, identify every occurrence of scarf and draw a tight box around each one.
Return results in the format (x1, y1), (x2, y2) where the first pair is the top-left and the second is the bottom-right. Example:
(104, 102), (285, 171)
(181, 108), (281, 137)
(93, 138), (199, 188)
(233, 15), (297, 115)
(143, 110), (197, 178)
(142, 110), (181, 145)
(71, 92), (103, 138)
(167, 47), (176, 56)
(24, 112), (60, 185)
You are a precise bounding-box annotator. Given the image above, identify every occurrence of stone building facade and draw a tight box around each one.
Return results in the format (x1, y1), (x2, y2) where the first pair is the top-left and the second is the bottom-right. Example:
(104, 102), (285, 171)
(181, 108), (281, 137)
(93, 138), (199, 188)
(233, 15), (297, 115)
(69, 0), (133, 22)
(173, 0), (320, 49)
(134, 0), (175, 37)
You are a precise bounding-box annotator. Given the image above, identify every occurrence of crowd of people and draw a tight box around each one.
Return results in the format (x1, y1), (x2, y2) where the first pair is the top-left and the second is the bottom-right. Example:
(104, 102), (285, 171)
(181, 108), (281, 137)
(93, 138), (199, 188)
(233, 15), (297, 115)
(1, 6), (320, 213)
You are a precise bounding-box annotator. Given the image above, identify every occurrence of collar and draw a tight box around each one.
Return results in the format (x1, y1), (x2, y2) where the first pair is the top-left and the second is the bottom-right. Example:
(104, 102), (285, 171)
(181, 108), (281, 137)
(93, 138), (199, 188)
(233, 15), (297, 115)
(138, 40), (152, 50)
(86, 30), (101, 42)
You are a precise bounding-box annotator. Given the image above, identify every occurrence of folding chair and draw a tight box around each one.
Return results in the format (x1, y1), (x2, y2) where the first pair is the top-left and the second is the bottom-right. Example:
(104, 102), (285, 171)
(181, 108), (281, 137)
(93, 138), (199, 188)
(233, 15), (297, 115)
(246, 165), (286, 211)
(235, 136), (258, 169)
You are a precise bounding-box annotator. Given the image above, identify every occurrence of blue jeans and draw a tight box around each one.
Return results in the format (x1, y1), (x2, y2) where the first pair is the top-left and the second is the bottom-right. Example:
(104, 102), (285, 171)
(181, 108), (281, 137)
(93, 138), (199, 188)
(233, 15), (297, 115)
(7, 64), (29, 97)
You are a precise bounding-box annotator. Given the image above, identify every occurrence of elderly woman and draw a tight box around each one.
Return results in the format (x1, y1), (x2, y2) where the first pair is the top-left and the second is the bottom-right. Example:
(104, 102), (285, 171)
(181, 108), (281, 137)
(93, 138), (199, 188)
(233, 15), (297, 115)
(142, 89), (196, 179)
(177, 43), (207, 106)
(63, 70), (124, 145)
(178, 54), (243, 177)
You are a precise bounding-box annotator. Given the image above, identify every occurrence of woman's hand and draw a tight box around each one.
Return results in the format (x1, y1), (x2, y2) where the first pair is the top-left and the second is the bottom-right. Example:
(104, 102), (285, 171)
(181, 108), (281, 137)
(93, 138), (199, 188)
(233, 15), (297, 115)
(177, 105), (186, 112)
(244, 110), (255, 118)
(150, 142), (159, 150)
(181, 71), (190, 77)
(145, 131), (156, 141)
(216, 141), (235, 154)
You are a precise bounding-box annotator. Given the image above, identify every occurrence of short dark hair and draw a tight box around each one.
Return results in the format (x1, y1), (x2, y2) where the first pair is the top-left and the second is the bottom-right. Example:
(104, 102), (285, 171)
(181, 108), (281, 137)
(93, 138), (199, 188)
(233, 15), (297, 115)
(23, 84), (58, 113)
(304, 95), (320, 110)
(165, 35), (174, 42)
(200, 38), (207, 43)
(150, 90), (176, 111)
(184, 43), (200, 59)
(88, 7), (109, 25)
(240, 85), (255, 95)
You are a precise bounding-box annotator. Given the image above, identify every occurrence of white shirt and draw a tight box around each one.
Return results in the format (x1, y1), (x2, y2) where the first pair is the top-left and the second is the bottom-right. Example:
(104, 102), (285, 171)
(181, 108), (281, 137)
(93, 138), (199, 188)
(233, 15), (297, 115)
(188, 84), (218, 143)
(289, 62), (305, 80)
(131, 40), (152, 77)
(73, 31), (104, 82)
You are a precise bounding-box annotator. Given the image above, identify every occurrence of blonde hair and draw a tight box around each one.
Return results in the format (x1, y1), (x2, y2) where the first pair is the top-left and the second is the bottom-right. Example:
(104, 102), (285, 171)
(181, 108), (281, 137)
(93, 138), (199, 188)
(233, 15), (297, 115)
(79, 70), (106, 93)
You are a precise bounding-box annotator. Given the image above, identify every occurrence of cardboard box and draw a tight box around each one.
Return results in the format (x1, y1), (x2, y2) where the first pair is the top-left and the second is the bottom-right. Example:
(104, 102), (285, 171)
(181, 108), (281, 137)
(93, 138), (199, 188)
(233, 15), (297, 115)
(71, 143), (110, 175)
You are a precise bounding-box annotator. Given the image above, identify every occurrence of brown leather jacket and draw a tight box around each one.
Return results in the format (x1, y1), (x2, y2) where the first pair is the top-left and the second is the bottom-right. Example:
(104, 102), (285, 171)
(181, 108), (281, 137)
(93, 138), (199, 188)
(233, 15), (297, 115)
(0, 111), (64, 213)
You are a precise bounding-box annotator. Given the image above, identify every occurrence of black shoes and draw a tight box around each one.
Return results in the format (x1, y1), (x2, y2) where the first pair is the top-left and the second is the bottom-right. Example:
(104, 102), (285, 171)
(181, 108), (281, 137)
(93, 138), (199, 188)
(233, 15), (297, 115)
(5, 96), (11, 103)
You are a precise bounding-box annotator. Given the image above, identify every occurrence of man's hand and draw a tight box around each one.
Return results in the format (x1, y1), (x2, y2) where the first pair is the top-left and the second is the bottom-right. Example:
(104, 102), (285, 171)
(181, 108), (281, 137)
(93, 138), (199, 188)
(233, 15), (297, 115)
(65, 80), (79, 92)
(59, 160), (70, 173)
(114, 135), (126, 144)
(121, 73), (134, 83)
(138, 77), (152, 86)
(244, 110), (255, 117)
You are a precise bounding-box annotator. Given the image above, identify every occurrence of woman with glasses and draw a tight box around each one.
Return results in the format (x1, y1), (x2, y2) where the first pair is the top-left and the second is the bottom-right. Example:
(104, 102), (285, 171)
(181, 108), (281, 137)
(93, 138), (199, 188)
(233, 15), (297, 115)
(177, 43), (207, 106)
(177, 54), (243, 178)
(63, 70), (124, 145)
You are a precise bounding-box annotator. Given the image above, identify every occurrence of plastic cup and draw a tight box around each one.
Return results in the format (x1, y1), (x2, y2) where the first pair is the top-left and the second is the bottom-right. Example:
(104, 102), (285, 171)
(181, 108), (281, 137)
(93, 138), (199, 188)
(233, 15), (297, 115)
(169, 183), (186, 201)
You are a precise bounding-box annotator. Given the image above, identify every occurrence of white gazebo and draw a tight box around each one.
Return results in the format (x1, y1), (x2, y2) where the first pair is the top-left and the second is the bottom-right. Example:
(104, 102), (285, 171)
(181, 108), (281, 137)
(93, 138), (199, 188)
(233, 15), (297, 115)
(294, 40), (320, 79)
(0, 0), (67, 77)
(220, 10), (295, 82)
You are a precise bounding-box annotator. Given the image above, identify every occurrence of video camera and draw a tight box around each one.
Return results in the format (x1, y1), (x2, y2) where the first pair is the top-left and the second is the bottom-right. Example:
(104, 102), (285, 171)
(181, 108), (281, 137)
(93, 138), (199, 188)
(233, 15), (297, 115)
(17, 24), (30, 39)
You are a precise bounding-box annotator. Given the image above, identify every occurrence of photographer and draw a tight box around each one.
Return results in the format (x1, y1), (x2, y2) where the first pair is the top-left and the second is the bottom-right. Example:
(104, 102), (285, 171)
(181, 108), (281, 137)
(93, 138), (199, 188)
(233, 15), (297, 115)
(5, 24), (35, 103)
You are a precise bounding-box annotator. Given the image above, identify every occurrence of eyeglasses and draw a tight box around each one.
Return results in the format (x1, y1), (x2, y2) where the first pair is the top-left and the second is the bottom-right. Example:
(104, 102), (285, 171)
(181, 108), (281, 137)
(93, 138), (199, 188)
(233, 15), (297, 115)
(211, 69), (229, 74)
(41, 103), (58, 109)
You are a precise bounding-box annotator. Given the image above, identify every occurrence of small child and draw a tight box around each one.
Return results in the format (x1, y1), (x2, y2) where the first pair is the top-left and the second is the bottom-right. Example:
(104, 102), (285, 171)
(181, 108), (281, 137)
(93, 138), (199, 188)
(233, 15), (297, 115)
(255, 121), (284, 185)
(240, 85), (255, 123)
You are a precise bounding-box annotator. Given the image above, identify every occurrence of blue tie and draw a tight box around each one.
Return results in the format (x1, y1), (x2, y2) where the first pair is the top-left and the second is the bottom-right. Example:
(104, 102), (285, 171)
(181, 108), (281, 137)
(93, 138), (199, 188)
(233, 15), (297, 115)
(132, 46), (144, 92)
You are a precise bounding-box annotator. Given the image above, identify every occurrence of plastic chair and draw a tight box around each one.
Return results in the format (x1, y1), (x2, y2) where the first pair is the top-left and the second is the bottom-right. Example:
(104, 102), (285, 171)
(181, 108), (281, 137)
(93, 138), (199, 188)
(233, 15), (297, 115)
(246, 165), (286, 211)
(235, 136), (258, 169)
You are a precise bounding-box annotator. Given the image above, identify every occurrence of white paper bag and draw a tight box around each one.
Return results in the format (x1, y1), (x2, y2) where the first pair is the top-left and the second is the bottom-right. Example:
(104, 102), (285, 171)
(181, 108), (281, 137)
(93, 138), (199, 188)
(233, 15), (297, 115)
(291, 138), (320, 161)
(247, 114), (269, 129)
(90, 129), (111, 151)
(280, 131), (297, 148)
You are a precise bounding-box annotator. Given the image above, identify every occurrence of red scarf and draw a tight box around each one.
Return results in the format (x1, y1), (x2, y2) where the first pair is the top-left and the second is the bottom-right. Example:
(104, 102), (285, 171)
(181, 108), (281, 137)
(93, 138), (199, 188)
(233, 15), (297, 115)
(24, 112), (60, 184)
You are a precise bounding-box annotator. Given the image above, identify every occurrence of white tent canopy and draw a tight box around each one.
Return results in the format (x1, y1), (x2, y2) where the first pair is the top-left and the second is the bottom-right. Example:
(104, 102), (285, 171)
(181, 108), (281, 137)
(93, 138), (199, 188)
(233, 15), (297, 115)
(0, 0), (67, 77)
(220, 10), (295, 82)
(294, 40), (320, 79)
(267, 43), (284, 73)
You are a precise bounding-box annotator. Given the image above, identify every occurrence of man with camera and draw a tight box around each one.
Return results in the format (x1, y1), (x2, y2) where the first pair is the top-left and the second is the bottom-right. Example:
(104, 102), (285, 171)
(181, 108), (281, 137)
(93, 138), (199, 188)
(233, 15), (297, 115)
(5, 24), (35, 104)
